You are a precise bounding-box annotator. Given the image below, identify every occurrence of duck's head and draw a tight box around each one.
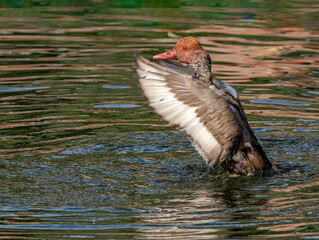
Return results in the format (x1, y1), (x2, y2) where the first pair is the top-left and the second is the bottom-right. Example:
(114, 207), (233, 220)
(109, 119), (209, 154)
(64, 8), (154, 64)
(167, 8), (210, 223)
(153, 37), (212, 82)
(153, 37), (207, 64)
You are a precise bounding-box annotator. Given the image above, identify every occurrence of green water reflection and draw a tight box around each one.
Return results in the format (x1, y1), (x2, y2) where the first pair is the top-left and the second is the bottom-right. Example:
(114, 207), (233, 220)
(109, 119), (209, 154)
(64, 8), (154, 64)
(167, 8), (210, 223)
(0, 0), (318, 239)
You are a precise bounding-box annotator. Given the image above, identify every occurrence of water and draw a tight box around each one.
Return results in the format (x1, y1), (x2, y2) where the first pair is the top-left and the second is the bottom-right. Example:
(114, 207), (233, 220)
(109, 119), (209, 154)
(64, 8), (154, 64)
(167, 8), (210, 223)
(0, 0), (318, 239)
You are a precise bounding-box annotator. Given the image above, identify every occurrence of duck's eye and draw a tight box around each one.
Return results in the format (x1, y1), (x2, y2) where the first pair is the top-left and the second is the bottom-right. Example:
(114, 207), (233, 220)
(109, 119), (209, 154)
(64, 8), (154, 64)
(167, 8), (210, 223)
(183, 47), (187, 50)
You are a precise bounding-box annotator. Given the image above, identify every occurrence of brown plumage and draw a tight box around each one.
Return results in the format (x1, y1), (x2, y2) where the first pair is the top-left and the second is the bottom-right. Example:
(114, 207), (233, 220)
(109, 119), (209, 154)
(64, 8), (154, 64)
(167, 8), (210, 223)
(135, 37), (280, 176)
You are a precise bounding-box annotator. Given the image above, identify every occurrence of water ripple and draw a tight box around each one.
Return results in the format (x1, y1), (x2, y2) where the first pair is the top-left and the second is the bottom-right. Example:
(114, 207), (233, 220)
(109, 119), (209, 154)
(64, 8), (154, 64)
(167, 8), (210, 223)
(0, 86), (49, 92)
(250, 99), (310, 106)
(0, 1), (318, 239)
(93, 104), (141, 108)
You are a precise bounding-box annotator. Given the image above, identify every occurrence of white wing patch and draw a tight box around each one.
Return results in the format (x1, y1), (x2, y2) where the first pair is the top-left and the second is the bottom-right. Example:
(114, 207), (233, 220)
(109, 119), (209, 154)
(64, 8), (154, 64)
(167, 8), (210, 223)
(136, 56), (222, 165)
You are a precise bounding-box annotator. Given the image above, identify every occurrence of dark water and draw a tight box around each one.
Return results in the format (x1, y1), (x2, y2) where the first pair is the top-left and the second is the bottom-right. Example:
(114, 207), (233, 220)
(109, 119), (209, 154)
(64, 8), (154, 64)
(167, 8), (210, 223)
(0, 0), (318, 239)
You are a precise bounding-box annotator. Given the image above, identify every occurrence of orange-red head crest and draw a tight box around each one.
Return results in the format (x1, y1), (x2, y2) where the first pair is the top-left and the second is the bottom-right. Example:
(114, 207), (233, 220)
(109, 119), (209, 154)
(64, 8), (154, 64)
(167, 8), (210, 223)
(153, 37), (207, 65)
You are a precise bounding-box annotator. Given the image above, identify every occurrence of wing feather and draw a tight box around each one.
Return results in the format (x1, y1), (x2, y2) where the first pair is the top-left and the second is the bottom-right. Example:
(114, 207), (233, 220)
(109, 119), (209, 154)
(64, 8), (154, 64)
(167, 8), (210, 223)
(135, 54), (238, 166)
(135, 54), (275, 175)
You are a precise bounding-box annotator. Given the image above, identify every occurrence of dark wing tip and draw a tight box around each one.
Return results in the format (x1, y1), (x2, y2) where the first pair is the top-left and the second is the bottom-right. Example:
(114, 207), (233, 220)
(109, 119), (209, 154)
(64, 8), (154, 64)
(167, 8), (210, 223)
(134, 52), (141, 60)
(134, 53), (152, 72)
(134, 53), (150, 67)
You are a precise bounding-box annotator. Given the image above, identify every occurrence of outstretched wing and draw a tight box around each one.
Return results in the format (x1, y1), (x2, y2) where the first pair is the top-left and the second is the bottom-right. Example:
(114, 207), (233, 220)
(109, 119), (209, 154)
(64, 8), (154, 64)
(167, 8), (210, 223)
(135, 54), (242, 167)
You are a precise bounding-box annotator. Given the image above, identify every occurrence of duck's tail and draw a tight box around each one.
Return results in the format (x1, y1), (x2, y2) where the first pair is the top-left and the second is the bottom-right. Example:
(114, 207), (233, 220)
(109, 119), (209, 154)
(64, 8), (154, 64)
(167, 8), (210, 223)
(222, 137), (282, 176)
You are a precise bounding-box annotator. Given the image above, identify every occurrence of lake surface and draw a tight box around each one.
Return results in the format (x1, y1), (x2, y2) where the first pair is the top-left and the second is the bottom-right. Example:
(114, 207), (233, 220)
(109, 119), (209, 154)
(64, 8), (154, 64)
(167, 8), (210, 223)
(0, 0), (318, 239)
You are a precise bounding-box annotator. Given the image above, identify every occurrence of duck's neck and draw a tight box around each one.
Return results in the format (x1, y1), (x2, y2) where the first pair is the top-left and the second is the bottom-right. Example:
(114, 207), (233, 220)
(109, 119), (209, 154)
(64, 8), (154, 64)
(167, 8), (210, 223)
(191, 52), (212, 84)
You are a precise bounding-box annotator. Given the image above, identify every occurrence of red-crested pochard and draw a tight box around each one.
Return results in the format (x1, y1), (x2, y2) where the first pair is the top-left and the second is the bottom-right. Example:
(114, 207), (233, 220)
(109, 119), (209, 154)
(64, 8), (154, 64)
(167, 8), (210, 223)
(135, 37), (280, 176)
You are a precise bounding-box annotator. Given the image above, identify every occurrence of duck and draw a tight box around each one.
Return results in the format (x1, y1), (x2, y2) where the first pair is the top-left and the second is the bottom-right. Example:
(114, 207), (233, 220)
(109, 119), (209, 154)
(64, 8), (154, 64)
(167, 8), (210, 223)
(135, 36), (280, 176)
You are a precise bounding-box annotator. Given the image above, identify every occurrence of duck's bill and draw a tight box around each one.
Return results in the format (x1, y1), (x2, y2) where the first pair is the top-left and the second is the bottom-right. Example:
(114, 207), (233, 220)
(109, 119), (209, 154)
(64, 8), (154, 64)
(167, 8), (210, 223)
(153, 49), (177, 59)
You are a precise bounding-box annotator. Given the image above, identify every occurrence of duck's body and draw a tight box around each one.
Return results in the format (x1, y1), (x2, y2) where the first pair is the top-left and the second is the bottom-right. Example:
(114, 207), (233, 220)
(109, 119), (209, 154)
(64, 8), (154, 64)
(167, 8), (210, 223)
(135, 37), (279, 176)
